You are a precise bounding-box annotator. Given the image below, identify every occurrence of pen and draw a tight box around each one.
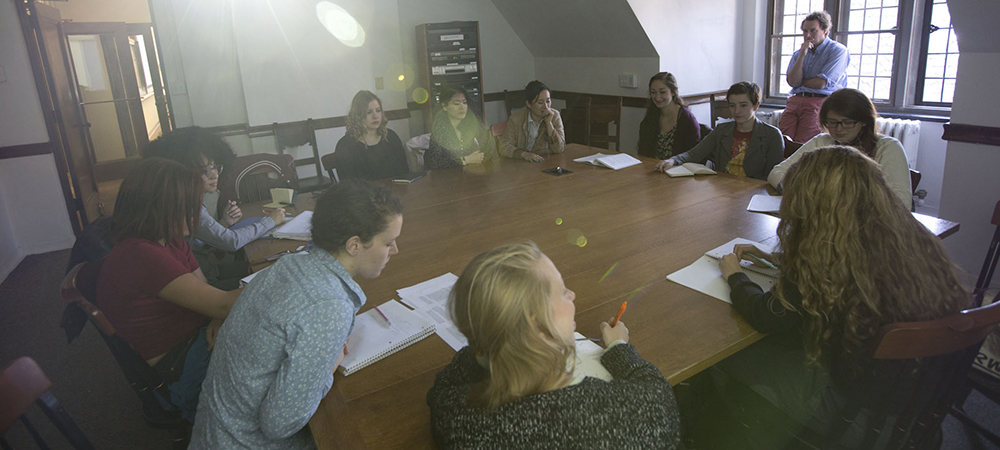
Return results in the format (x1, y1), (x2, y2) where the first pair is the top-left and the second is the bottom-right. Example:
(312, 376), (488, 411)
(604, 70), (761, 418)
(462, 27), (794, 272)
(374, 306), (392, 326)
(609, 301), (628, 327)
(745, 252), (778, 270)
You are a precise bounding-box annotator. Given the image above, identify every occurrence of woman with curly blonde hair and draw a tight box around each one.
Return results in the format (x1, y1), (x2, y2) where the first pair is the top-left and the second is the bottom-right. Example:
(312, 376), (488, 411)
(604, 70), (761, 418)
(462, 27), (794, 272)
(332, 90), (409, 180)
(427, 241), (680, 449)
(707, 145), (966, 446)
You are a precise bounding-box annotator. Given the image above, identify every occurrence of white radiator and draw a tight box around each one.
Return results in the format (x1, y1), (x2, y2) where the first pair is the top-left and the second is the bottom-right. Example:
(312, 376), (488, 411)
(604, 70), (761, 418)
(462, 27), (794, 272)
(877, 117), (921, 169)
(757, 109), (920, 169)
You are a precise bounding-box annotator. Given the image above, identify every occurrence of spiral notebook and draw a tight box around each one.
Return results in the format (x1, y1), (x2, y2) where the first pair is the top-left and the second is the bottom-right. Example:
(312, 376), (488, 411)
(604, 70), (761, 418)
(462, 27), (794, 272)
(667, 238), (779, 304)
(338, 300), (436, 376)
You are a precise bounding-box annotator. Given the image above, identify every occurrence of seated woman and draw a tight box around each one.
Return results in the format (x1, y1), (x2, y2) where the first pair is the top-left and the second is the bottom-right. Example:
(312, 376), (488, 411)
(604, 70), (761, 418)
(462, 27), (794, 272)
(707, 146), (966, 447)
(498, 80), (565, 162)
(427, 242), (680, 449)
(424, 85), (497, 170)
(638, 72), (701, 167)
(659, 82), (784, 180)
(96, 158), (242, 422)
(767, 88), (912, 208)
(191, 180), (404, 449)
(333, 90), (410, 180)
(143, 127), (287, 289)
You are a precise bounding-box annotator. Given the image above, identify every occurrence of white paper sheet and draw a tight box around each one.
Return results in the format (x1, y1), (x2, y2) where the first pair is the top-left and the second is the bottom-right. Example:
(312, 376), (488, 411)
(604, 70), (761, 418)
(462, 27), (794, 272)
(396, 273), (466, 351)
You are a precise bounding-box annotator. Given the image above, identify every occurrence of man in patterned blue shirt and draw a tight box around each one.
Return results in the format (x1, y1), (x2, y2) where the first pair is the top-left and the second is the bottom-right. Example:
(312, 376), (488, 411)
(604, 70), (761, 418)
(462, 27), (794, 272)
(191, 180), (403, 449)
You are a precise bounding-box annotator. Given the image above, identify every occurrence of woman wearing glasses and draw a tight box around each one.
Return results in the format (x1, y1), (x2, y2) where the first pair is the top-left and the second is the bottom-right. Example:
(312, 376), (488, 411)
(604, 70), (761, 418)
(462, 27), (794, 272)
(144, 127), (287, 289)
(767, 88), (911, 208)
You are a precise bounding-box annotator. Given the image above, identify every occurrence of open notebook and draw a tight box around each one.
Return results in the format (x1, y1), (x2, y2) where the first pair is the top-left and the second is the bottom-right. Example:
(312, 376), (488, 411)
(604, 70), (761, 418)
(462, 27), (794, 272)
(665, 163), (717, 177)
(271, 211), (312, 241)
(666, 238), (779, 304)
(573, 153), (642, 170)
(573, 332), (613, 381)
(338, 300), (436, 376)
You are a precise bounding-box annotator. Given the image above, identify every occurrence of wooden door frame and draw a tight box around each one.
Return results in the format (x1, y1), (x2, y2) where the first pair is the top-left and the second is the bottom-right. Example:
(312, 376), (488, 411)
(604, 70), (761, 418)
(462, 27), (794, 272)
(8, 0), (85, 233)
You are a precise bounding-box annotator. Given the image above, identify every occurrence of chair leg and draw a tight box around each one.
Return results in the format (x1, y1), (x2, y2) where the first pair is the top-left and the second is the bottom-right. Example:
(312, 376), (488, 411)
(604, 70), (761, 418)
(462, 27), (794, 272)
(19, 416), (51, 450)
(36, 392), (96, 450)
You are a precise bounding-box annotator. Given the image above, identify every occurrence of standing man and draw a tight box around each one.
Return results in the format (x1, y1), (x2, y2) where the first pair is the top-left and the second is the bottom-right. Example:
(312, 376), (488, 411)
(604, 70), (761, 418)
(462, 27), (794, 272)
(780, 11), (850, 143)
(500, 80), (565, 162)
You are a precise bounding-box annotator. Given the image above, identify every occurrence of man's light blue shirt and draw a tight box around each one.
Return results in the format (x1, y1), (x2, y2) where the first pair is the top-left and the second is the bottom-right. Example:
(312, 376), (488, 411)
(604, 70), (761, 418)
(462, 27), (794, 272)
(787, 38), (850, 96)
(190, 250), (365, 450)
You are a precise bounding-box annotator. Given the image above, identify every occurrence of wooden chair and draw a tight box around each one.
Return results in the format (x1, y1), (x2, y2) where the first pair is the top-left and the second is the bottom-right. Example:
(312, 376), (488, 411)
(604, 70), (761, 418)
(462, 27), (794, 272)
(502, 89), (521, 118)
(948, 200), (1000, 447)
(786, 299), (1000, 450)
(320, 153), (338, 184)
(0, 357), (95, 449)
(783, 135), (804, 159)
(491, 121), (508, 153)
(227, 153), (298, 204)
(909, 169), (922, 212)
(588, 96), (622, 151)
(561, 94), (592, 147)
(273, 118), (327, 188)
(710, 93), (732, 128)
(60, 262), (186, 436)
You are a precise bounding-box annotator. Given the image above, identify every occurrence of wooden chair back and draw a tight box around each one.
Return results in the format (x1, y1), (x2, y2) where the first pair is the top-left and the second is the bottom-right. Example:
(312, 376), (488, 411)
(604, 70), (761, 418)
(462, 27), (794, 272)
(783, 135), (803, 159)
(320, 153), (338, 184)
(228, 153), (298, 204)
(561, 95), (592, 147)
(273, 118), (325, 184)
(60, 262), (183, 430)
(588, 96), (622, 151)
(801, 300), (1000, 449)
(710, 93), (732, 128)
(0, 357), (96, 449)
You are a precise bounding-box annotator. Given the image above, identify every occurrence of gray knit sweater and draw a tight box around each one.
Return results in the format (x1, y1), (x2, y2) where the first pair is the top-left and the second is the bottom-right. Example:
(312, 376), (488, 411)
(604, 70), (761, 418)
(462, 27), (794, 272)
(426, 343), (681, 449)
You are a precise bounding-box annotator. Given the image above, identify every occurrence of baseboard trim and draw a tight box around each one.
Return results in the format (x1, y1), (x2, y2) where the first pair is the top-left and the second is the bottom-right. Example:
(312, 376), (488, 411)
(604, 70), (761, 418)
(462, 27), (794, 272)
(0, 248), (26, 285)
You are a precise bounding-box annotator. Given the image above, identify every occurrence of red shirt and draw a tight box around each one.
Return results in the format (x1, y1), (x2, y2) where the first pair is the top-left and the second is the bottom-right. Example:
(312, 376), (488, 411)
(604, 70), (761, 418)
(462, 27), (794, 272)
(97, 238), (207, 360)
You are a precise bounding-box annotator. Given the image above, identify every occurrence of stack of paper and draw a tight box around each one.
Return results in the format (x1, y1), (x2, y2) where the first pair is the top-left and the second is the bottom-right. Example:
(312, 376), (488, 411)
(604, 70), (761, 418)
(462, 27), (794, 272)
(396, 273), (466, 351)
(573, 153), (642, 170)
(747, 194), (782, 214)
(666, 238), (778, 304)
(271, 211), (312, 240)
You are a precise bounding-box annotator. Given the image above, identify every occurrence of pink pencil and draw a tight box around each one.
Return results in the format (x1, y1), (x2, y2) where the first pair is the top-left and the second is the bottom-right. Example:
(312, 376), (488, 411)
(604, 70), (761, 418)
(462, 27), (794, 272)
(374, 306), (392, 326)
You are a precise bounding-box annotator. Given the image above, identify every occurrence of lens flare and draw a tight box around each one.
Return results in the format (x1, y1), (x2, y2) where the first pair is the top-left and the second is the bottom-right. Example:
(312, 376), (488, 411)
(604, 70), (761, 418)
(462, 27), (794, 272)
(567, 229), (587, 247)
(599, 263), (619, 283)
(386, 64), (415, 91)
(316, 2), (366, 47)
(555, 218), (563, 225)
(412, 87), (430, 104)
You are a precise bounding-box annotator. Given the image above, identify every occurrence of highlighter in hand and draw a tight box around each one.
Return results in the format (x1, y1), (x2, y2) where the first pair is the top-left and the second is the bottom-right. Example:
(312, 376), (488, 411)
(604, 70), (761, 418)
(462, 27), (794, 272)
(609, 301), (628, 327)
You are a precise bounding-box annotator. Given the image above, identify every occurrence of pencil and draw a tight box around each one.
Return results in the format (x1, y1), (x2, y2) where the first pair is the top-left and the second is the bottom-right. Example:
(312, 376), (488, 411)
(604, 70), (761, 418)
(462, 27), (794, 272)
(374, 306), (392, 326)
(610, 301), (628, 327)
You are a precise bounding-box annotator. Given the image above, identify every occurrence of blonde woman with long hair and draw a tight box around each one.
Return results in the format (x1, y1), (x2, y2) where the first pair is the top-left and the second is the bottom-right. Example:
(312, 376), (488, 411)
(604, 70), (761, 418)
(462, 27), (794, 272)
(707, 146), (966, 446)
(427, 242), (680, 449)
(332, 90), (409, 180)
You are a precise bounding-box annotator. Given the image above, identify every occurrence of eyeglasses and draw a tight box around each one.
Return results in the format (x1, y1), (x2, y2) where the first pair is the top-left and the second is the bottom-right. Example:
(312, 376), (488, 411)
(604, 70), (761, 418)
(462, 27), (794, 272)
(200, 164), (224, 176)
(823, 119), (859, 130)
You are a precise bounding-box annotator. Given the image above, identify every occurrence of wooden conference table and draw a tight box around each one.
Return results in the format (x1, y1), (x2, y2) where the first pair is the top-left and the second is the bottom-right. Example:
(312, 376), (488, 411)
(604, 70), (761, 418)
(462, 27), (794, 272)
(242, 144), (958, 450)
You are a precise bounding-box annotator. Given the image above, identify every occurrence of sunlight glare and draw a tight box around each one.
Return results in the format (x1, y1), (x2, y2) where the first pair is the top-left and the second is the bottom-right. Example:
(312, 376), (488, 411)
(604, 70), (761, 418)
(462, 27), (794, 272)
(316, 2), (365, 47)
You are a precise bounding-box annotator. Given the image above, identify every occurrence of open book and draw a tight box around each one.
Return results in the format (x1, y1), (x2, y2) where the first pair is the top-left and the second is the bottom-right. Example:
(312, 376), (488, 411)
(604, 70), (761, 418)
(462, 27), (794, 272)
(338, 300), (436, 376)
(666, 238), (779, 304)
(665, 163), (717, 177)
(573, 153), (642, 170)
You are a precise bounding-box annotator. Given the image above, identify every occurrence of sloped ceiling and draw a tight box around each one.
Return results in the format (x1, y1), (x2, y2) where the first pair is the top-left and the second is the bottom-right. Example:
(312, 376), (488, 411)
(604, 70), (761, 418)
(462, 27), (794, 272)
(490, 0), (657, 58)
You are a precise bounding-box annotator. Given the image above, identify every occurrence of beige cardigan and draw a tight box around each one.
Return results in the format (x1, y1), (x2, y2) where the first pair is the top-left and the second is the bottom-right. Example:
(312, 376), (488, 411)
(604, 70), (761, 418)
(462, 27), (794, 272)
(498, 108), (566, 158)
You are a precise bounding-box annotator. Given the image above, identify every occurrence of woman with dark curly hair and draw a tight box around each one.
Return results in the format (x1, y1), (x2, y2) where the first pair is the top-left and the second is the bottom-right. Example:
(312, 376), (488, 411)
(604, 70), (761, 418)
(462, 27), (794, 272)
(708, 145), (966, 447)
(332, 90), (409, 180)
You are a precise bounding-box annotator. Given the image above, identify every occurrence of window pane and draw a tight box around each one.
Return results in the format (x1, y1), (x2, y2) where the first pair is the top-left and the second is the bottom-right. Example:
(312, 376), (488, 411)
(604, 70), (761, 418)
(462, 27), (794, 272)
(866, 0), (881, 8)
(782, 55), (793, 73)
(784, 15), (796, 34)
(847, 58), (861, 76)
(860, 54), (877, 76)
(923, 79), (943, 103)
(880, 7), (898, 29)
(782, 36), (797, 54)
(847, 76), (860, 89)
(927, 29), (948, 53)
(942, 79), (956, 103)
(931, 2), (951, 27)
(858, 77), (875, 97)
(925, 54), (946, 78)
(878, 33), (895, 54)
(798, 1), (811, 14)
(876, 55), (893, 76)
(849, 10), (865, 31)
(883, 0), (898, 7)
(864, 8), (882, 31)
(862, 34), (878, 53)
(847, 34), (864, 54)
(945, 54), (960, 78)
(874, 77), (891, 100)
(851, 0), (868, 9)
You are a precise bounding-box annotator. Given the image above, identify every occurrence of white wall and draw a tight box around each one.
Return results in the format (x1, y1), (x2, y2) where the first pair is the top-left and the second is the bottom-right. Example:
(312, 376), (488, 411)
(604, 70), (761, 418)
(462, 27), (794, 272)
(0, 0), (77, 282)
(628, 0), (741, 95)
(40, 0), (151, 22)
(913, 121), (946, 216)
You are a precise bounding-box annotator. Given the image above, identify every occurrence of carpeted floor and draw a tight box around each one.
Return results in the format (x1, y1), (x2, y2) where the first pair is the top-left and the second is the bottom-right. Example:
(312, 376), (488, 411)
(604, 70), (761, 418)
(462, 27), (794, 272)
(2, 249), (998, 449)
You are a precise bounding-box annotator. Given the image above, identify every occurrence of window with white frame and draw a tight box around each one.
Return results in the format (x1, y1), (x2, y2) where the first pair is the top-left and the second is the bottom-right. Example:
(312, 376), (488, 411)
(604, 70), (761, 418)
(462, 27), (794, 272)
(766, 0), (958, 111)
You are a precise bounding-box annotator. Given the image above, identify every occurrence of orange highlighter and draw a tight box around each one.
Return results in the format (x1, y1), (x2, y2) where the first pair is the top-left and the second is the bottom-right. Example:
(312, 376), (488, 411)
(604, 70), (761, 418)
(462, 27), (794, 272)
(609, 301), (628, 327)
